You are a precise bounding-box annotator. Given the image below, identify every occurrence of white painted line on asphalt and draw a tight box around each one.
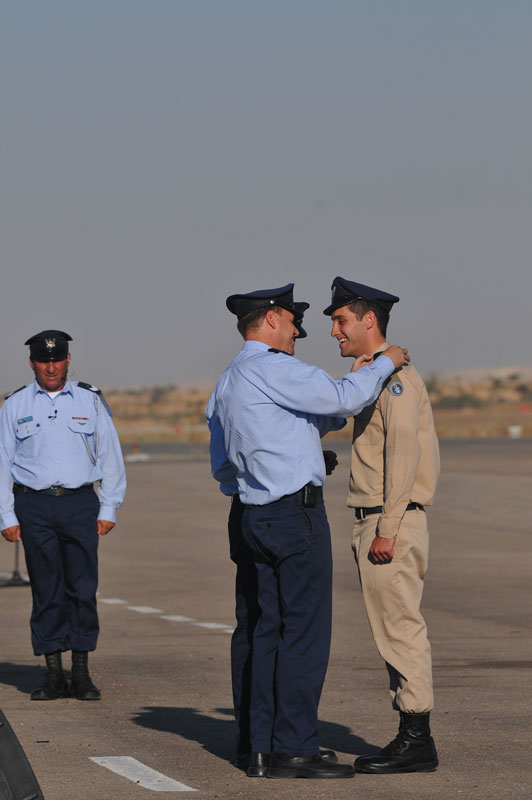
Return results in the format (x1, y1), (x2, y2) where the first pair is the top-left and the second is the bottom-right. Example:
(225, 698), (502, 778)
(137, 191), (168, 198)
(100, 596), (234, 635)
(90, 756), (196, 792)
(193, 622), (234, 631)
(99, 598), (128, 605)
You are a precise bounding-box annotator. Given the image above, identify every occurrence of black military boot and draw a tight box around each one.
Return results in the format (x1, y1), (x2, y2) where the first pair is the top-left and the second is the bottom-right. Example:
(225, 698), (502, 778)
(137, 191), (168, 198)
(354, 711), (438, 773)
(31, 651), (70, 700)
(71, 650), (101, 700)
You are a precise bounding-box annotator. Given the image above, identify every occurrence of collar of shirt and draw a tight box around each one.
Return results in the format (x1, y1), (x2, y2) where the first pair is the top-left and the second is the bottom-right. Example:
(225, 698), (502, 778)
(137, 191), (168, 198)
(373, 341), (389, 358)
(33, 379), (74, 398)
(241, 339), (271, 354)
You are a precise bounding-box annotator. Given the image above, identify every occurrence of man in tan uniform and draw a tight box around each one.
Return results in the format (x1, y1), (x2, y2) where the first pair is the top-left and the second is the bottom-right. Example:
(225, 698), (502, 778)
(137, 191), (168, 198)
(324, 276), (440, 774)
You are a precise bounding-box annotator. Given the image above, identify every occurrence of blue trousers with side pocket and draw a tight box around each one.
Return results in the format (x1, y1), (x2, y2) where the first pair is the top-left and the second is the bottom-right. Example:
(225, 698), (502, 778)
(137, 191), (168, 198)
(242, 491), (332, 757)
(15, 486), (100, 656)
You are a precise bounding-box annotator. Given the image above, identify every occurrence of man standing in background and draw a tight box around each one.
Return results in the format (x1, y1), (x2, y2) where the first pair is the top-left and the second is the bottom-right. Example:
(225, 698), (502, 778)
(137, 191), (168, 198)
(0, 330), (126, 702)
(324, 277), (440, 774)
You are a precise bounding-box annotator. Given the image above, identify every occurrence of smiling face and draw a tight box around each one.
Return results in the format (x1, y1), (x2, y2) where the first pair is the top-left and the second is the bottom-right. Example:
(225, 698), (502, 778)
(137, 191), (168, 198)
(330, 305), (371, 358)
(30, 354), (71, 392)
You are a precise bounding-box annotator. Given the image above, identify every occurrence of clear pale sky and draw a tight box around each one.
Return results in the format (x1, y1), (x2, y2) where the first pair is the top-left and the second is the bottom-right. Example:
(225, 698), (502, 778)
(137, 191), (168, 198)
(2, 1), (530, 390)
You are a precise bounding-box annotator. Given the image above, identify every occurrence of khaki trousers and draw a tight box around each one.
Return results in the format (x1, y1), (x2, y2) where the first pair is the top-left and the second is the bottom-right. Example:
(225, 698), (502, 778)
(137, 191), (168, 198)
(352, 507), (433, 712)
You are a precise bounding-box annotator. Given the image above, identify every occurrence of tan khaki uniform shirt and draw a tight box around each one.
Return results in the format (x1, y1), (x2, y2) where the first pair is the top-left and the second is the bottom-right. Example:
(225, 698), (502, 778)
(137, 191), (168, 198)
(347, 343), (440, 538)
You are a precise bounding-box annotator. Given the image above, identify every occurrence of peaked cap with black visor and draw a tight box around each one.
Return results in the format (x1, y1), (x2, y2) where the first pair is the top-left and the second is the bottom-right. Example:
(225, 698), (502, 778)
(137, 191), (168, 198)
(323, 277), (399, 316)
(226, 283), (309, 337)
(25, 330), (72, 362)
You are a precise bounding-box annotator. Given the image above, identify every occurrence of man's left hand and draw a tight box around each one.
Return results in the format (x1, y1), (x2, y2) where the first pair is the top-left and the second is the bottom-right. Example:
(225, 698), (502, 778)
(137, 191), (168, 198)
(98, 520), (115, 536)
(323, 450), (338, 475)
(369, 535), (395, 563)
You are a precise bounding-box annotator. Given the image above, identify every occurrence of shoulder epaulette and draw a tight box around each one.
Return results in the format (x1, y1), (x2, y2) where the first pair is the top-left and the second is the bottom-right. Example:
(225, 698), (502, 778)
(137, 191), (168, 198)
(268, 347), (292, 357)
(77, 381), (113, 416)
(4, 385), (27, 401)
(77, 381), (102, 395)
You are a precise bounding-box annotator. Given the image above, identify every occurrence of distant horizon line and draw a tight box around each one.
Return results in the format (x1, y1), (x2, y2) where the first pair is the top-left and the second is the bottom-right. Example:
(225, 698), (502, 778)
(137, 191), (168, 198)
(2, 364), (531, 398)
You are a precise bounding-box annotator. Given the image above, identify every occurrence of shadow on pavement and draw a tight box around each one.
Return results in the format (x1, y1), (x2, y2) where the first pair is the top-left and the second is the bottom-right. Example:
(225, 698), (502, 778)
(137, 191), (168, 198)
(133, 706), (234, 763)
(132, 705), (378, 762)
(0, 662), (42, 695)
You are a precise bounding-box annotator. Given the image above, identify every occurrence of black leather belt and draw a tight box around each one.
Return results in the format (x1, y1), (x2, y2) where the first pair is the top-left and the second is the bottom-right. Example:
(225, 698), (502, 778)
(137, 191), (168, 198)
(14, 483), (93, 497)
(242, 483), (323, 509)
(355, 502), (424, 520)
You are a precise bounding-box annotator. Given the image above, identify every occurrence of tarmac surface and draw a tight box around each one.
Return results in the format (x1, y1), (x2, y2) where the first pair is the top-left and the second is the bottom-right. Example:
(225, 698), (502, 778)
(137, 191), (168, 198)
(1, 437), (531, 799)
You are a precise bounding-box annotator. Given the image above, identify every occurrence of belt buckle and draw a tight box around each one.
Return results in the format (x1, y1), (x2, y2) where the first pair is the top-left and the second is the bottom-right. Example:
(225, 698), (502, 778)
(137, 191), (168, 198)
(51, 486), (65, 497)
(356, 508), (367, 520)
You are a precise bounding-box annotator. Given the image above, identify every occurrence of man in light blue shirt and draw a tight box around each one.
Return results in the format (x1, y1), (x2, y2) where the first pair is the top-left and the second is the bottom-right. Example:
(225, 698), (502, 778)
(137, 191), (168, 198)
(206, 284), (408, 779)
(0, 330), (126, 701)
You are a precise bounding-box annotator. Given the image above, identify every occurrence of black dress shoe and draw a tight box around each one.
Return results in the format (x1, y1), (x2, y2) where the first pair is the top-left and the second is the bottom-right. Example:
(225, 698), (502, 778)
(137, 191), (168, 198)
(267, 753), (355, 779)
(240, 748), (335, 771)
(247, 752), (270, 777)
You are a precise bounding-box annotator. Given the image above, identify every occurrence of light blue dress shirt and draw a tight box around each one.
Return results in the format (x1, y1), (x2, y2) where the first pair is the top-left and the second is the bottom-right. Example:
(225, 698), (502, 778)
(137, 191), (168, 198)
(0, 380), (126, 529)
(206, 340), (395, 505)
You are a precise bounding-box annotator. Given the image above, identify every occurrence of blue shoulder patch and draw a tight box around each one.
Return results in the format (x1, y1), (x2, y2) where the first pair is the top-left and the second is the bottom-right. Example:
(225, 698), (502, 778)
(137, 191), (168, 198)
(388, 380), (404, 396)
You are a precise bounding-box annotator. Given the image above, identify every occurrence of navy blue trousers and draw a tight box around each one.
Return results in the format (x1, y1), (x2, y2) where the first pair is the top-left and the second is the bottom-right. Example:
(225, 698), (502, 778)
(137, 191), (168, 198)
(15, 486), (100, 656)
(242, 491), (333, 757)
(228, 496), (260, 755)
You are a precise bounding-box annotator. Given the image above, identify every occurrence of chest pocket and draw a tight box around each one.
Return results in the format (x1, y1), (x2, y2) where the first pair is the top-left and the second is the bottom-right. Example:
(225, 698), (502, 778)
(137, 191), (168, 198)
(68, 417), (96, 436)
(15, 420), (42, 440)
(68, 416), (97, 464)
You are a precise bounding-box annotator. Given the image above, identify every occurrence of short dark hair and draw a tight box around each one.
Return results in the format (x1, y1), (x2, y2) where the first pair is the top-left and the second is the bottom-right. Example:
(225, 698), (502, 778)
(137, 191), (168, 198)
(348, 299), (390, 337)
(237, 305), (283, 338)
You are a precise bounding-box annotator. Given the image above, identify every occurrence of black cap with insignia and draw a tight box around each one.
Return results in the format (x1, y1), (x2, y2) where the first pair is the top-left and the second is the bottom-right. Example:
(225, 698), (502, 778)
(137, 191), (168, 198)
(226, 283), (308, 321)
(24, 330), (72, 362)
(323, 277), (400, 316)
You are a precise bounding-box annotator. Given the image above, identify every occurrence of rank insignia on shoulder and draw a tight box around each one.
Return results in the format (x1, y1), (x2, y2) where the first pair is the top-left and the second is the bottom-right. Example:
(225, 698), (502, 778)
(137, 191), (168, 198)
(77, 381), (101, 395)
(388, 380), (404, 396)
(77, 381), (113, 416)
(268, 347), (292, 356)
(5, 386), (26, 400)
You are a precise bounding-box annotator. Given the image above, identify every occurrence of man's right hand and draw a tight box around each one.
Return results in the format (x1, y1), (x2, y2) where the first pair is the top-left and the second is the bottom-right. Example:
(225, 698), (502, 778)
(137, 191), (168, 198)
(2, 525), (21, 542)
(382, 345), (410, 369)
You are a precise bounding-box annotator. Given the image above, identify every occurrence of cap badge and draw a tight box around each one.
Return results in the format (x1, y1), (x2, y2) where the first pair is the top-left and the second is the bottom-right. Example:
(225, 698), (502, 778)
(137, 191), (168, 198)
(388, 380), (404, 396)
(45, 338), (56, 351)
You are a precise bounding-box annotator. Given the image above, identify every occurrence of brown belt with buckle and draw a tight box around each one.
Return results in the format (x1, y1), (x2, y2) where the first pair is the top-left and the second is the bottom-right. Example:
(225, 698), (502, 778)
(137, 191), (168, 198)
(14, 483), (93, 497)
(355, 502), (424, 520)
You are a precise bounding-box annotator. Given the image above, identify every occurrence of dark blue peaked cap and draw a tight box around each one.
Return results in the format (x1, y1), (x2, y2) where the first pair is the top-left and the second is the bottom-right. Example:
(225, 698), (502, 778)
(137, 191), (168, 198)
(226, 283), (309, 321)
(323, 277), (399, 316)
(24, 329), (72, 361)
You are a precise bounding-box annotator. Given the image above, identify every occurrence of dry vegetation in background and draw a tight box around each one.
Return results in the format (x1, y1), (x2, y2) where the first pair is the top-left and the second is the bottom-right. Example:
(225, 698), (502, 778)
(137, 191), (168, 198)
(102, 368), (532, 443)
